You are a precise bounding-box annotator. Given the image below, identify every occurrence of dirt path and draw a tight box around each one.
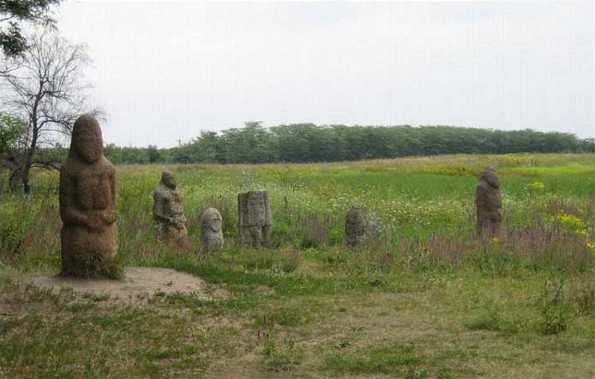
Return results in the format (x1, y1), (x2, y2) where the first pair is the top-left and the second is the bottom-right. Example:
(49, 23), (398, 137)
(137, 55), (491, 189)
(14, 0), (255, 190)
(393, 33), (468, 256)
(28, 267), (214, 303)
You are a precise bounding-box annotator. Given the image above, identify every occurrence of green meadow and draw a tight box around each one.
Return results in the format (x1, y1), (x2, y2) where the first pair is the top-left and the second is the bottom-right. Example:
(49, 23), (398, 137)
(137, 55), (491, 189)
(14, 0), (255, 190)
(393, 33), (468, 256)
(1, 153), (595, 378)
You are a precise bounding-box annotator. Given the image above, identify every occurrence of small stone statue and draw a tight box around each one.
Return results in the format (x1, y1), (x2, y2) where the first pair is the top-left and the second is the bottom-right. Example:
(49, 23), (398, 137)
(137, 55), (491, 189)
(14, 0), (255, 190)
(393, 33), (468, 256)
(345, 206), (368, 249)
(238, 191), (272, 248)
(153, 171), (187, 245)
(59, 114), (118, 277)
(476, 166), (502, 237)
(200, 207), (224, 253)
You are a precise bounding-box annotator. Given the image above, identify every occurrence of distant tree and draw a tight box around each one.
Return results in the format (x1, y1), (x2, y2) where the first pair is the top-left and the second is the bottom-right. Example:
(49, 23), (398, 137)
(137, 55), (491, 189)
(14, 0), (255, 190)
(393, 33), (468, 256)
(579, 138), (595, 153)
(187, 130), (221, 163)
(271, 124), (313, 163)
(0, 0), (62, 57)
(147, 144), (160, 163)
(170, 143), (191, 164)
(0, 28), (100, 196)
(219, 122), (278, 163)
(0, 111), (26, 190)
(0, 111), (26, 155)
(112, 123), (591, 166)
(103, 144), (149, 164)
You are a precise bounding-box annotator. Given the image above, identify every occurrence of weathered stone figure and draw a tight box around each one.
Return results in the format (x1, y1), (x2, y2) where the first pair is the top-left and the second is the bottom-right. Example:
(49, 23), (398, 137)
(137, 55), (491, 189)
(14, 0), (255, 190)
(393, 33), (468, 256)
(345, 206), (368, 249)
(476, 166), (502, 237)
(200, 207), (224, 253)
(59, 114), (118, 277)
(238, 191), (272, 248)
(153, 171), (188, 244)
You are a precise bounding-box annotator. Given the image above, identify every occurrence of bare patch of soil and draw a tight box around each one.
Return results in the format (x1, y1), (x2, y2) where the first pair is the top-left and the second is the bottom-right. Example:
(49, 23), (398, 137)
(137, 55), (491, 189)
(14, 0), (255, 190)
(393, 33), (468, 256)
(29, 267), (217, 303)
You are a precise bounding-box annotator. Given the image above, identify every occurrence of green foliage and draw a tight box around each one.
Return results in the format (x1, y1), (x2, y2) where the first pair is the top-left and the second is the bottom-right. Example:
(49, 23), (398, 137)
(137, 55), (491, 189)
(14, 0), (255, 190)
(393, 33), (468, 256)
(261, 338), (304, 372)
(0, 112), (26, 154)
(324, 344), (423, 375)
(3, 153), (594, 277)
(573, 279), (595, 316)
(279, 248), (301, 273)
(0, 213), (25, 256)
(0, 0), (62, 56)
(538, 278), (574, 335)
(2, 154), (595, 377)
(171, 124), (593, 165)
(146, 144), (160, 163)
(104, 143), (152, 164)
(0, 283), (212, 377)
(465, 298), (527, 334)
(79, 125), (595, 165)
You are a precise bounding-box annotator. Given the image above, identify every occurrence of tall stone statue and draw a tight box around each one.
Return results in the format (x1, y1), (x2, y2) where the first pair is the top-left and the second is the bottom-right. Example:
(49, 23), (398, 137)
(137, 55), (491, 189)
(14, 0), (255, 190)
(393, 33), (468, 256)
(476, 167), (502, 237)
(345, 206), (368, 249)
(153, 171), (188, 245)
(59, 114), (118, 277)
(200, 207), (224, 253)
(238, 191), (272, 248)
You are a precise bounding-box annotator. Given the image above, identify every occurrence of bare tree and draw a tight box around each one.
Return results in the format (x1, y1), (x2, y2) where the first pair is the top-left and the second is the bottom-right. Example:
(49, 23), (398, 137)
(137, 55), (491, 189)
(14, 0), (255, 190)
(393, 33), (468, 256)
(0, 28), (101, 196)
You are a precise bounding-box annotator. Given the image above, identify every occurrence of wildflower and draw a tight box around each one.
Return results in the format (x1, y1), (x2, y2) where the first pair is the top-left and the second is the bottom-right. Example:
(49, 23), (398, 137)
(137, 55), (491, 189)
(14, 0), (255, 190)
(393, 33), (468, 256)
(557, 213), (586, 236)
(527, 181), (545, 192)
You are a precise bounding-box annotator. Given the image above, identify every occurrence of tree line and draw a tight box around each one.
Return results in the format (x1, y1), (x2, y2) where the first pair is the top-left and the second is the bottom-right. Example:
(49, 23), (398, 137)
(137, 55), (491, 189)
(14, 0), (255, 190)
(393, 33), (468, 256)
(79, 123), (595, 165)
(1, 2), (593, 187)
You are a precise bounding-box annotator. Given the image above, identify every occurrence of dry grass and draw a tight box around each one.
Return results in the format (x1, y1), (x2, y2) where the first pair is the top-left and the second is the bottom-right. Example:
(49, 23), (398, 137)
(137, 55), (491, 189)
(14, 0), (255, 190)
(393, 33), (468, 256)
(3, 262), (595, 378)
(2, 153), (595, 377)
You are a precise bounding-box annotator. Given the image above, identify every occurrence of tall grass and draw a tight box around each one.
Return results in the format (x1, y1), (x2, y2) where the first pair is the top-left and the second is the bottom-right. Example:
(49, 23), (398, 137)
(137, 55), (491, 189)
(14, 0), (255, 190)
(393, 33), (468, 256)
(2, 153), (595, 378)
(1, 153), (594, 275)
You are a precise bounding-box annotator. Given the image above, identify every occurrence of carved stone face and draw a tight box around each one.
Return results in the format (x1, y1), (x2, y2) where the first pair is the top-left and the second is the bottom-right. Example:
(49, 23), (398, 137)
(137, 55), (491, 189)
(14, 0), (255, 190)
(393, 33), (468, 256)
(247, 192), (266, 224)
(201, 208), (222, 232)
(71, 115), (103, 163)
(209, 212), (222, 232)
(161, 172), (177, 189)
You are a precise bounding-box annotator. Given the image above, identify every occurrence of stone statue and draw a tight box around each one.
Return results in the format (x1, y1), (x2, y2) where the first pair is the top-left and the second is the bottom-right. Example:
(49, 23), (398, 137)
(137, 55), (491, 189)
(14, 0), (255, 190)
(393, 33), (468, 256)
(238, 191), (272, 248)
(200, 207), (224, 253)
(476, 166), (502, 237)
(59, 114), (118, 277)
(153, 171), (187, 244)
(345, 206), (368, 249)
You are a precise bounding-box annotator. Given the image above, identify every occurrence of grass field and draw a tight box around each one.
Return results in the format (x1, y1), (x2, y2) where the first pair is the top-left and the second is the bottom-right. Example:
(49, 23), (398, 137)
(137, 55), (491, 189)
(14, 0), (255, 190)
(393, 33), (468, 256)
(1, 153), (594, 378)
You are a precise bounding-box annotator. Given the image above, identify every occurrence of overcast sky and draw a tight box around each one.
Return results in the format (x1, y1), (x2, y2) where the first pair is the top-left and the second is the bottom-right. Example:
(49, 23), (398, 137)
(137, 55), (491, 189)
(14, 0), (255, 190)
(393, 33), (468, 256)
(56, 1), (594, 148)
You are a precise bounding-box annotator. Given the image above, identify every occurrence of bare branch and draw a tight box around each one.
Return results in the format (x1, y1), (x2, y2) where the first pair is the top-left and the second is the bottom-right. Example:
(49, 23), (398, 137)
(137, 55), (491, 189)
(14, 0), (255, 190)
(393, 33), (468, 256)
(30, 160), (61, 170)
(0, 27), (102, 196)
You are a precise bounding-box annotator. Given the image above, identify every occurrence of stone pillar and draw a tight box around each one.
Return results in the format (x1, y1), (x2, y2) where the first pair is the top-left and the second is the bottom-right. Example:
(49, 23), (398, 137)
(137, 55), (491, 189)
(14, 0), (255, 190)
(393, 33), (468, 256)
(345, 206), (368, 249)
(200, 207), (224, 253)
(238, 191), (272, 248)
(476, 166), (502, 237)
(59, 114), (118, 277)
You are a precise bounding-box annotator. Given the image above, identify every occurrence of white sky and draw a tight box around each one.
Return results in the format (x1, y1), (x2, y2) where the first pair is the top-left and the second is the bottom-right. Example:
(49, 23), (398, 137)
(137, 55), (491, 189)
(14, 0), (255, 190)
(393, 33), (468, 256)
(56, 1), (594, 148)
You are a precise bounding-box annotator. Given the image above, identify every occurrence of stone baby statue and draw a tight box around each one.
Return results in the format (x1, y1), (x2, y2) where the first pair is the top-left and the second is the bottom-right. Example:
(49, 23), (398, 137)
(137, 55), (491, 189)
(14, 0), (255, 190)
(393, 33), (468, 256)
(200, 207), (224, 253)
(153, 171), (188, 245)
(59, 114), (118, 277)
(476, 166), (502, 237)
